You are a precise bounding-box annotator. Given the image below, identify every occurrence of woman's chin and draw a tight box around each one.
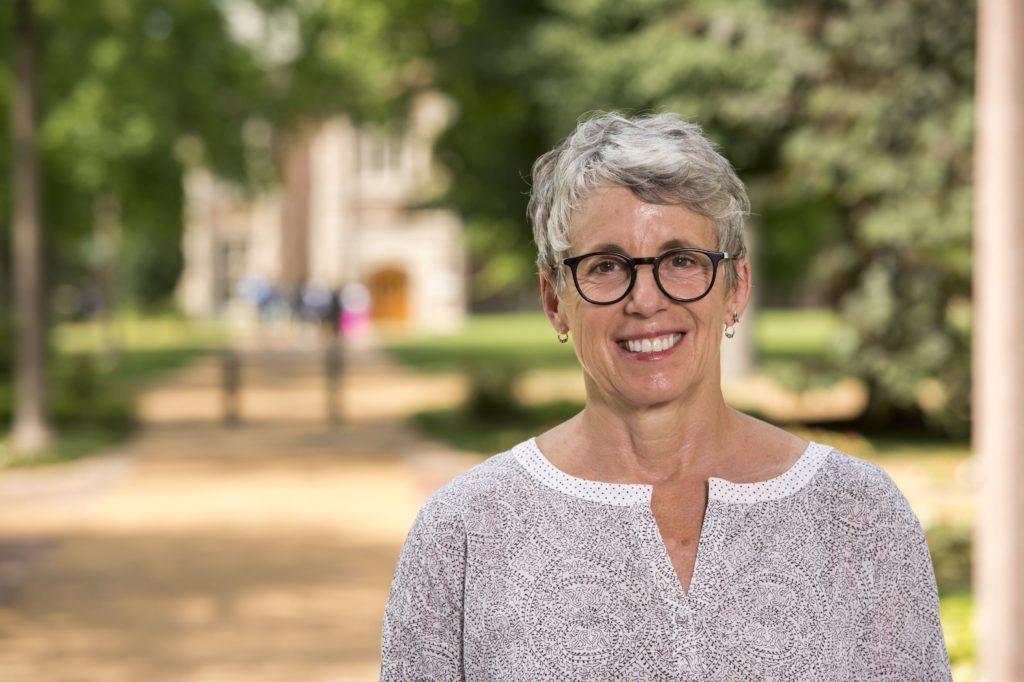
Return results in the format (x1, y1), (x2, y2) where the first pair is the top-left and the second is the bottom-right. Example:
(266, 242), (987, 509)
(602, 379), (693, 412)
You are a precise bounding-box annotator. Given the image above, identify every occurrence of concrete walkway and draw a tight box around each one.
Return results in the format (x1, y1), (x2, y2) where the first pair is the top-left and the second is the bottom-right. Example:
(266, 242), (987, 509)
(0, 343), (480, 681)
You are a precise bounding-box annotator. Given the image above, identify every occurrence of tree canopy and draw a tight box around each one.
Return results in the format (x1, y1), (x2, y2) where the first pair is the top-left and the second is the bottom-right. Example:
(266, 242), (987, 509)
(429, 0), (974, 432)
(0, 0), (453, 307)
(1, 0), (975, 433)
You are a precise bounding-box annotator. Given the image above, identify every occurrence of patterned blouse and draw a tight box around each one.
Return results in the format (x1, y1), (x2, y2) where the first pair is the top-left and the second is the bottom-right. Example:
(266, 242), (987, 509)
(381, 439), (952, 681)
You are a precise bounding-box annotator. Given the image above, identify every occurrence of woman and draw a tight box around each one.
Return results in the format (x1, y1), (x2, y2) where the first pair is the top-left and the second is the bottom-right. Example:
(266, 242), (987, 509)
(381, 113), (951, 680)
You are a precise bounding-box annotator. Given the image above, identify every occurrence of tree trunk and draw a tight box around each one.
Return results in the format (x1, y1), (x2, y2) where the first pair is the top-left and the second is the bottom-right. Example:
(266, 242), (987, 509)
(11, 0), (52, 456)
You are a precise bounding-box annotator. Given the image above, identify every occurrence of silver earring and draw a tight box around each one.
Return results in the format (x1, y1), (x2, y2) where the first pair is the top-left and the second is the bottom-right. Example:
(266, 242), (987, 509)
(557, 331), (569, 344)
(724, 312), (739, 339)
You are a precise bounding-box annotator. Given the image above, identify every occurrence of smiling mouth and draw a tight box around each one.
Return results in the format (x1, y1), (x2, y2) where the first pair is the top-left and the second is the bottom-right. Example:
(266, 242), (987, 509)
(618, 333), (683, 354)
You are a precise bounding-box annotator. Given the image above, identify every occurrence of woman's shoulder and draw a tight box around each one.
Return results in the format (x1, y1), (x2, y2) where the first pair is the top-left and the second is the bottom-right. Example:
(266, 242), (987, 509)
(413, 442), (538, 524)
(811, 445), (920, 529)
(817, 446), (904, 495)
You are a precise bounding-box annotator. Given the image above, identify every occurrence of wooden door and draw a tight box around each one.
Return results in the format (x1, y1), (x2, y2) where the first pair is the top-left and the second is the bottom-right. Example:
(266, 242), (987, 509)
(368, 267), (409, 323)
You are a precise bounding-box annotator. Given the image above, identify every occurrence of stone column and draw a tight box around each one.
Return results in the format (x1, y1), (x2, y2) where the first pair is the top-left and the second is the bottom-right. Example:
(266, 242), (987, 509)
(975, 0), (1024, 677)
(279, 124), (313, 288)
(721, 222), (756, 381)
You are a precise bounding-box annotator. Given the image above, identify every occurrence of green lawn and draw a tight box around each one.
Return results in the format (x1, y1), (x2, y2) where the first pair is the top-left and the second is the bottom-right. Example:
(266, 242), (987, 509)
(386, 308), (957, 461)
(382, 308), (842, 373)
(52, 312), (227, 396)
(412, 400), (583, 456)
(941, 591), (975, 681)
(1, 312), (227, 468)
(381, 312), (579, 372)
(756, 307), (842, 360)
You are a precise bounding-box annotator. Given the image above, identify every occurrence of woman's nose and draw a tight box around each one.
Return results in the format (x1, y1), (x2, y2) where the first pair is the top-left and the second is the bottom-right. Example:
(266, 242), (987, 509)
(623, 265), (669, 315)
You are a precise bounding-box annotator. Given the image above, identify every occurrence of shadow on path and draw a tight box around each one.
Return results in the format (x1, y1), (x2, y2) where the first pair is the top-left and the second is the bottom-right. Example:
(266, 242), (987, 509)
(0, 343), (476, 681)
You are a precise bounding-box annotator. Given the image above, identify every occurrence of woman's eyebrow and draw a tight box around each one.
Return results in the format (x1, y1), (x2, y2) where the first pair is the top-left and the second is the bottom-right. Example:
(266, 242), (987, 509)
(660, 238), (698, 250)
(588, 242), (628, 254)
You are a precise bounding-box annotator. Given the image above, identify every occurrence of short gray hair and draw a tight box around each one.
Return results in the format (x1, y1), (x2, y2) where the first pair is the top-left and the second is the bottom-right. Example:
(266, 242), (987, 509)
(528, 112), (750, 292)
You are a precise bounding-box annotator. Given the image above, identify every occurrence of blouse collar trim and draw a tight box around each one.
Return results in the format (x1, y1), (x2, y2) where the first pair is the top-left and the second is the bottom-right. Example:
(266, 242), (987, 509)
(513, 438), (831, 506)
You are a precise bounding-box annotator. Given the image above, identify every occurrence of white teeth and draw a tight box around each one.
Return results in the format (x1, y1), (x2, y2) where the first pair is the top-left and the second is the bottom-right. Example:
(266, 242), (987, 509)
(623, 333), (682, 354)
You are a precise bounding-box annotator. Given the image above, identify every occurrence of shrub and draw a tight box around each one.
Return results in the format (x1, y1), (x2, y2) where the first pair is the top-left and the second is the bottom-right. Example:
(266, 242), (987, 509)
(926, 524), (972, 595)
(462, 362), (526, 422)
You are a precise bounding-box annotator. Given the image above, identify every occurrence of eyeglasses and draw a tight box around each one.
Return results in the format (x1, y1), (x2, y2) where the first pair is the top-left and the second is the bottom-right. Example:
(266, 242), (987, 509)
(561, 248), (734, 305)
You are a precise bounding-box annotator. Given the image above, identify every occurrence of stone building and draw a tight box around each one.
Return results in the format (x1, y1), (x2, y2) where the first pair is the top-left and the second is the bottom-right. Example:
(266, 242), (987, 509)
(176, 93), (466, 332)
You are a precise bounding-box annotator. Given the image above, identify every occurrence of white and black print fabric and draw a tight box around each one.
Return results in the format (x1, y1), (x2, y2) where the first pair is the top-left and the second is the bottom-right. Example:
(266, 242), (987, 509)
(381, 439), (951, 681)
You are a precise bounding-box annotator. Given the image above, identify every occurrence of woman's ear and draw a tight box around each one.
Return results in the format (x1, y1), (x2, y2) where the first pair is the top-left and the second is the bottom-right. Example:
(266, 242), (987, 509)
(728, 257), (752, 322)
(539, 272), (568, 334)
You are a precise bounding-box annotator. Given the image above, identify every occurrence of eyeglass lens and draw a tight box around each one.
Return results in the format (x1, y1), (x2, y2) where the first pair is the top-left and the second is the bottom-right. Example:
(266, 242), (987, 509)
(574, 250), (715, 303)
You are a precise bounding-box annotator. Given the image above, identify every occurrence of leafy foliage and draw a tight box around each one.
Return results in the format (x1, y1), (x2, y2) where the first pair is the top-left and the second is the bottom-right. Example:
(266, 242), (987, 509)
(1, 1), (259, 307)
(1, 0), (975, 433)
(0, 0), (457, 309)
(428, 0), (974, 432)
(783, 0), (974, 433)
(0, 0), (459, 444)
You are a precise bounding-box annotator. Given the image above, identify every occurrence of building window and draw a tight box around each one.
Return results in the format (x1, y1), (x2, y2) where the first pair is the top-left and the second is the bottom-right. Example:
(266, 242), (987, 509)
(214, 237), (249, 309)
(359, 128), (403, 178)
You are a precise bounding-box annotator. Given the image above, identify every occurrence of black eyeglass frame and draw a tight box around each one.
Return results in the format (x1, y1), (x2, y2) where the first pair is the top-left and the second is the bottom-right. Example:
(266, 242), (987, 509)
(561, 248), (735, 305)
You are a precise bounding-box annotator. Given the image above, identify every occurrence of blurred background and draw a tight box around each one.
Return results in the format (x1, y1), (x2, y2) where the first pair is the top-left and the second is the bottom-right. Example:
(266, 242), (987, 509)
(0, 0), (977, 680)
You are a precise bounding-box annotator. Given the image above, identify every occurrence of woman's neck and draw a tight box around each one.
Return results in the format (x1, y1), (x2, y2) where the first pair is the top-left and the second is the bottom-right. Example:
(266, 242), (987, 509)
(542, 384), (743, 486)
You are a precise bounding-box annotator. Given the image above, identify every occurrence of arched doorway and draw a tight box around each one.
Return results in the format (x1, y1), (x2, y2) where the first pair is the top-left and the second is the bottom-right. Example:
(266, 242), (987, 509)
(367, 267), (410, 324)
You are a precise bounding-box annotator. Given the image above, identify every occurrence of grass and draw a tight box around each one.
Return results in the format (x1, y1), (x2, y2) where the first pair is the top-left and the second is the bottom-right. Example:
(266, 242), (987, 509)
(756, 308), (842, 361)
(412, 400), (583, 456)
(54, 311), (228, 354)
(941, 591), (975, 681)
(55, 311), (227, 388)
(381, 312), (580, 372)
(390, 308), (847, 457)
(1, 312), (228, 468)
(388, 308), (966, 460)
(382, 308), (842, 374)
(0, 427), (129, 469)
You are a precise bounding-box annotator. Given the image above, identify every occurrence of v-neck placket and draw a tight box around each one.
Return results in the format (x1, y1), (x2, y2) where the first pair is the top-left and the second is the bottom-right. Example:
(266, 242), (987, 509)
(513, 439), (830, 507)
(512, 438), (833, 676)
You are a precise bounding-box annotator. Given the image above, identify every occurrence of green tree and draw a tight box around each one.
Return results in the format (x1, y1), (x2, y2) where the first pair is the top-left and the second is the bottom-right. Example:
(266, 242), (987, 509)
(780, 0), (974, 432)
(0, 0), (266, 313)
(0, 0), (458, 451)
(430, 0), (973, 432)
(430, 0), (825, 295)
(0, 0), (453, 311)
(424, 0), (551, 299)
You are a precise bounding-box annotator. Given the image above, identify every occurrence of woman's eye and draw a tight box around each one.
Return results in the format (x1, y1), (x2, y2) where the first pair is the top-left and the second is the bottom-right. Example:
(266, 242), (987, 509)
(592, 259), (624, 273)
(670, 255), (696, 268)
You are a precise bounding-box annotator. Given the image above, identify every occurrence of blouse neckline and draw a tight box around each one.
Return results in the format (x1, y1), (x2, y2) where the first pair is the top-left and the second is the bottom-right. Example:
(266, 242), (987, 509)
(512, 438), (831, 506)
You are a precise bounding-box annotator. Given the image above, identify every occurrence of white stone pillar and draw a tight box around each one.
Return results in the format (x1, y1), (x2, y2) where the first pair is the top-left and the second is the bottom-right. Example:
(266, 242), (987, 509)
(975, 0), (1024, 677)
(309, 120), (350, 286)
(721, 222), (756, 381)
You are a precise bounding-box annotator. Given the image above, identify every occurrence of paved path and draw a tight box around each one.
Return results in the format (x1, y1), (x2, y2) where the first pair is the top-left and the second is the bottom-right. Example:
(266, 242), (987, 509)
(0, 343), (480, 682)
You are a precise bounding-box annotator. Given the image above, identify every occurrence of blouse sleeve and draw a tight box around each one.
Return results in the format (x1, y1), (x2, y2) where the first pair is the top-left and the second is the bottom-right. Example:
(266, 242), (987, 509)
(857, 472), (952, 680)
(380, 494), (467, 681)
